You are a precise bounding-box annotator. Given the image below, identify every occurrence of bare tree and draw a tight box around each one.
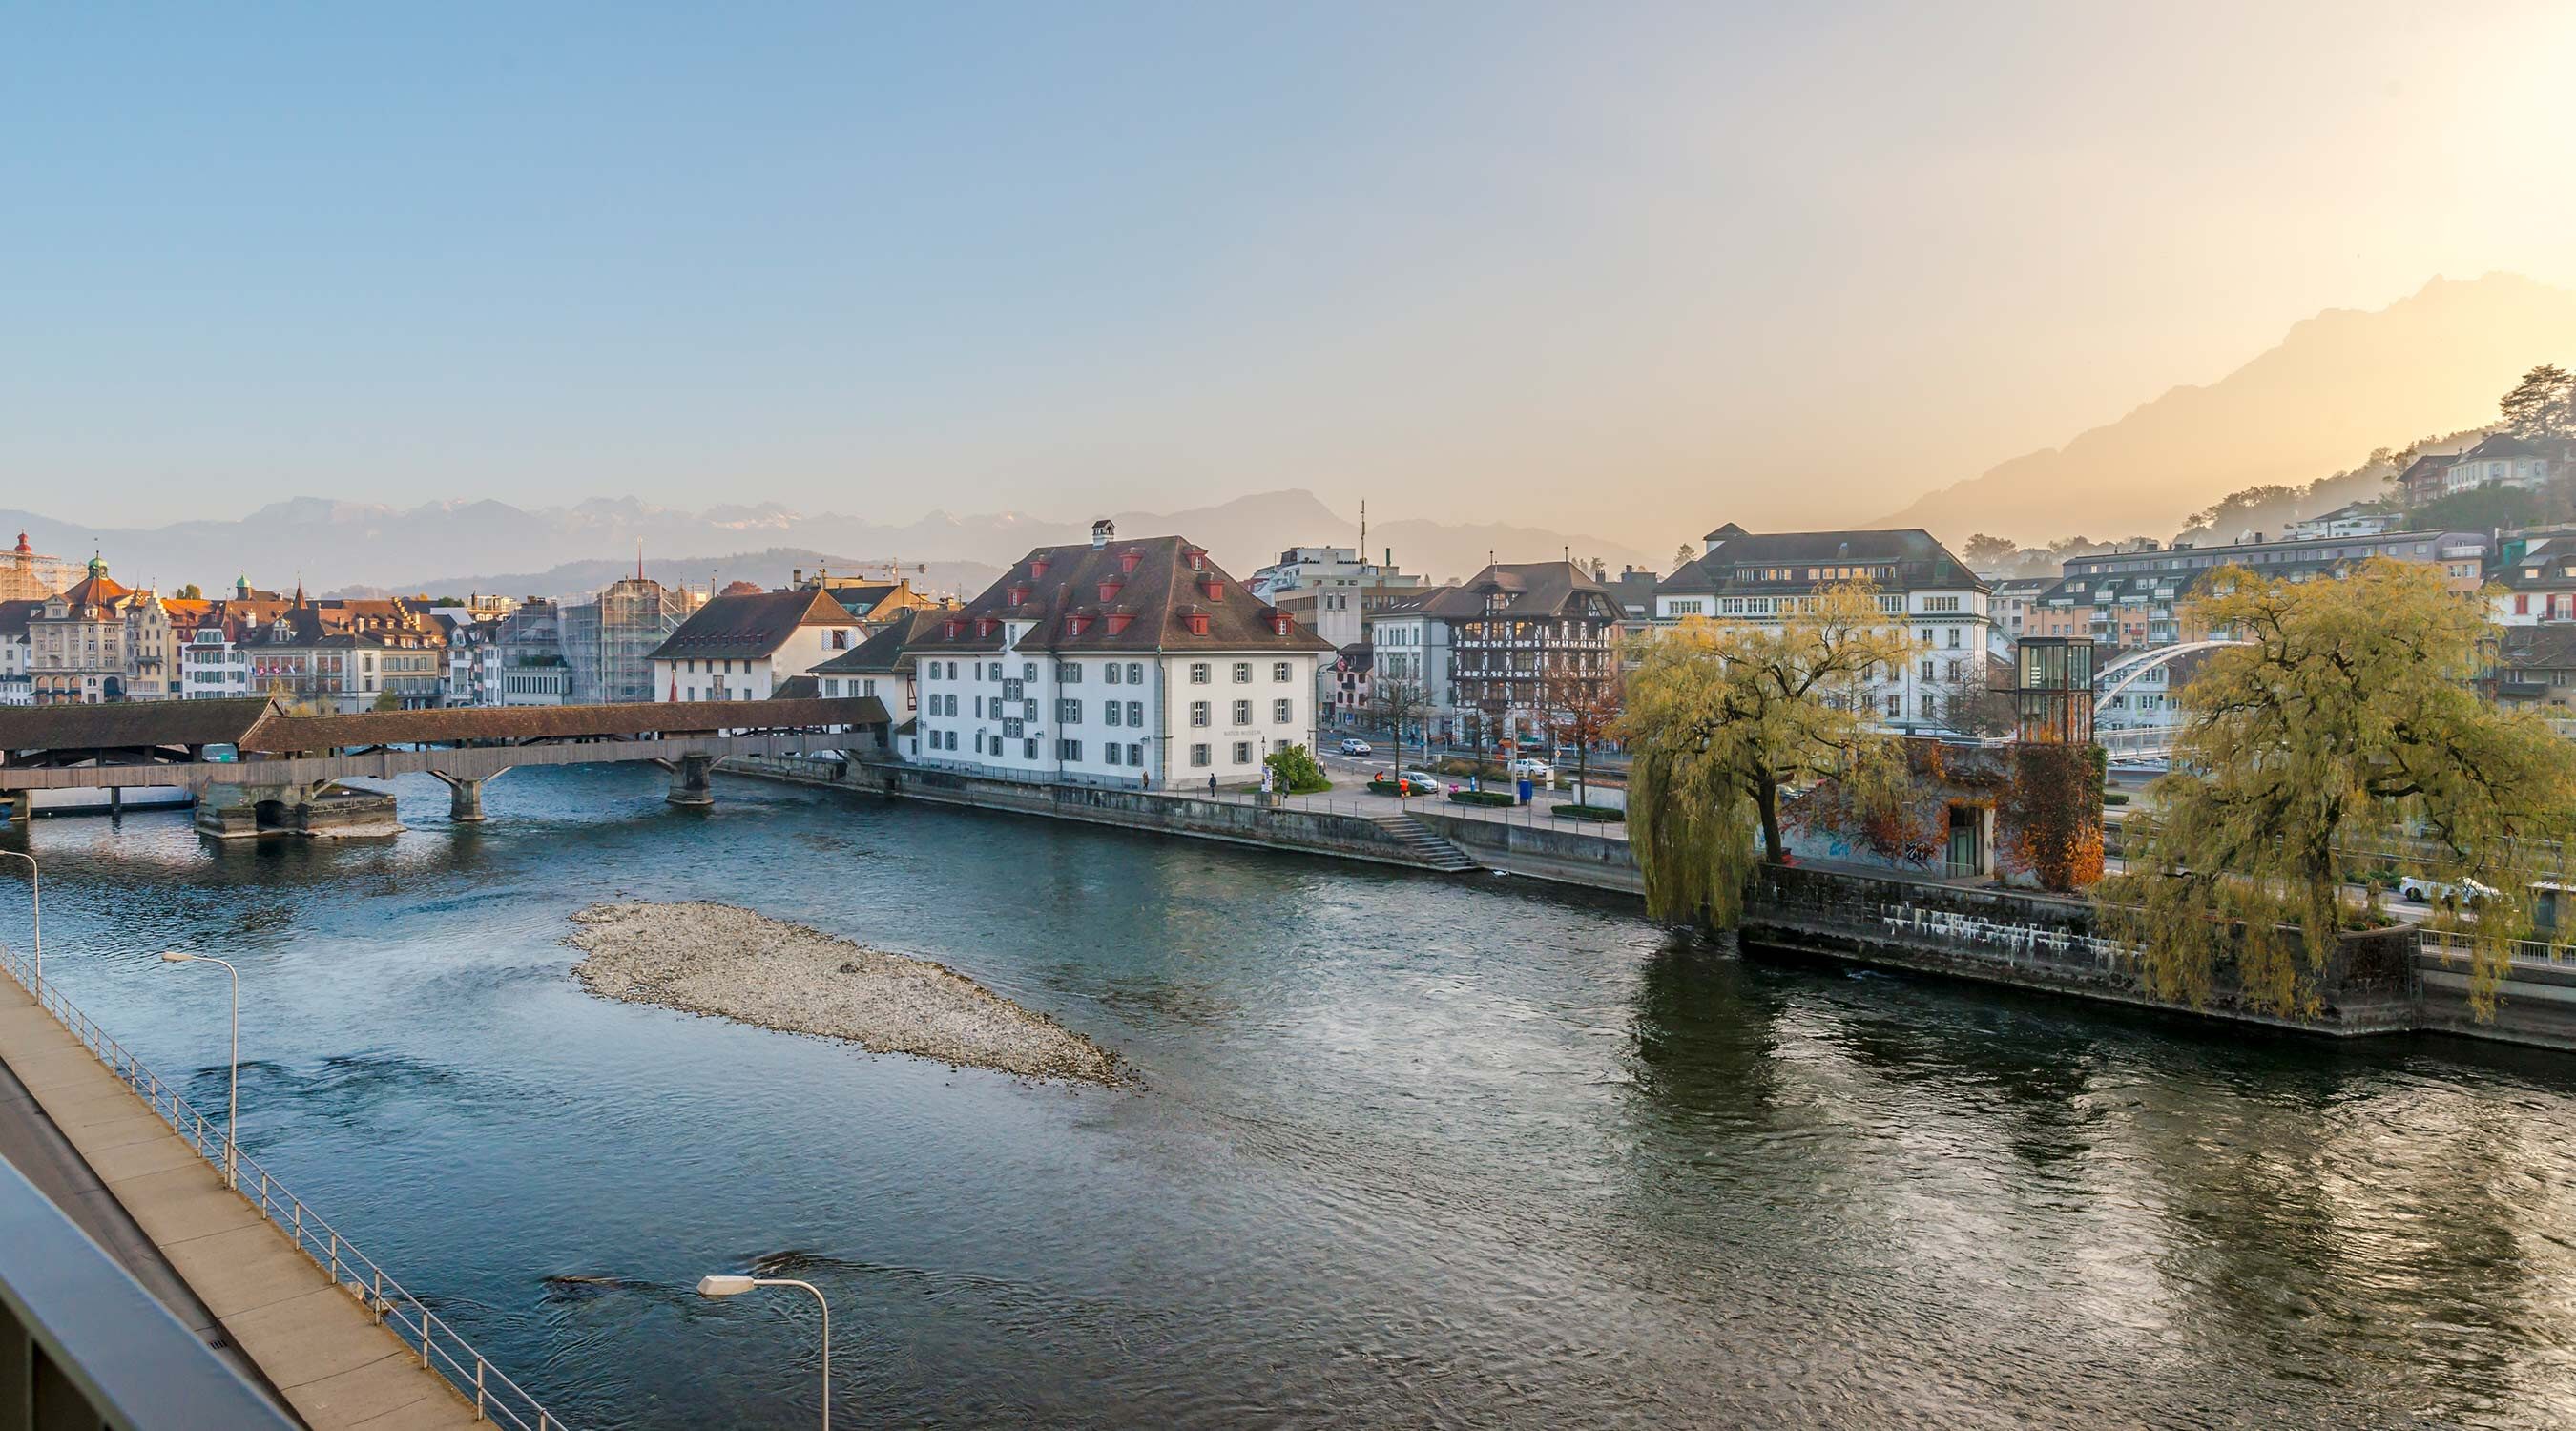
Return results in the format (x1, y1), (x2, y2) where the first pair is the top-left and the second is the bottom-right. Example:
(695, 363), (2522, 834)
(1540, 660), (1622, 804)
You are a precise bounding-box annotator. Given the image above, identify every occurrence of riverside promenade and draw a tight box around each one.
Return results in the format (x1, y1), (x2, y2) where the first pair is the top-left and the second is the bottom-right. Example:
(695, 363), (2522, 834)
(0, 955), (537, 1430)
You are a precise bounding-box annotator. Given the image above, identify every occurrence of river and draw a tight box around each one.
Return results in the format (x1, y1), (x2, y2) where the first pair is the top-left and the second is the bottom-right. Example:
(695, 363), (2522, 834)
(6, 765), (2575, 1429)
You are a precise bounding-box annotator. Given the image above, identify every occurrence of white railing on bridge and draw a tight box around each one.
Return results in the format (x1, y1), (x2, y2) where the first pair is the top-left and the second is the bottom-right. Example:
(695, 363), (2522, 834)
(2096, 725), (2177, 761)
(0, 945), (571, 1431)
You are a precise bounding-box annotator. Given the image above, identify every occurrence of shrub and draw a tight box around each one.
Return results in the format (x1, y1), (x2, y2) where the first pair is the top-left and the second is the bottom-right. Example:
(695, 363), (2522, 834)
(1262, 743), (1333, 795)
(2104, 792), (2129, 806)
(1554, 804), (1626, 821)
(1447, 789), (1517, 807)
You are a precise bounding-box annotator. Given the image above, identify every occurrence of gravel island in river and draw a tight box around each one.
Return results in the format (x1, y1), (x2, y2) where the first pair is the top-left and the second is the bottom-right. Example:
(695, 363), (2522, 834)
(567, 901), (1125, 1086)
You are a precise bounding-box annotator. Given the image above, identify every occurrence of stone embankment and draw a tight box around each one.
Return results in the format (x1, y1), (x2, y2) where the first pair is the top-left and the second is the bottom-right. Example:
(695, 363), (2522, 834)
(567, 902), (1125, 1086)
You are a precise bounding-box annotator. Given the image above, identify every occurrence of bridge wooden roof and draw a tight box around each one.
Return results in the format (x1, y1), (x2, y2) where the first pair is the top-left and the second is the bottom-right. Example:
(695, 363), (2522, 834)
(0, 697), (281, 754)
(237, 696), (889, 753)
(0, 696), (886, 760)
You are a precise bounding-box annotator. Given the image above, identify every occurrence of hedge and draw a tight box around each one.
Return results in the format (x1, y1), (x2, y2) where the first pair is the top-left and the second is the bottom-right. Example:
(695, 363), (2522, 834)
(1447, 789), (1517, 807)
(1553, 804), (1626, 822)
(2104, 792), (2129, 806)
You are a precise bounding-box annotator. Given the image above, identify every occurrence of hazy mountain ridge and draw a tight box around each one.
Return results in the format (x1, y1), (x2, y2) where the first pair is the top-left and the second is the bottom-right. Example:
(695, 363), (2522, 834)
(326, 550), (1009, 604)
(1874, 273), (2576, 544)
(6, 488), (1654, 600)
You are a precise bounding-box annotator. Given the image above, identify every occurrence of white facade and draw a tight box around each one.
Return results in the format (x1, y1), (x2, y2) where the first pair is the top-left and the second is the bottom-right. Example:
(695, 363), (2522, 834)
(1650, 586), (1999, 734)
(654, 622), (862, 704)
(817, 668), (911, 714)
(912, 634), (1320, 789)
(2283, 505), (2403, 540)
(2447, 449), (2557, 494)
(181, 627), (250, 699)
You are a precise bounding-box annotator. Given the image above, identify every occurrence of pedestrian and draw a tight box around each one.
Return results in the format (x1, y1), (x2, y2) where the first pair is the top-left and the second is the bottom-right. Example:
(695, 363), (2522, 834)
(1208, 772), (1218, 797)
(1139, 770), (1148, 792)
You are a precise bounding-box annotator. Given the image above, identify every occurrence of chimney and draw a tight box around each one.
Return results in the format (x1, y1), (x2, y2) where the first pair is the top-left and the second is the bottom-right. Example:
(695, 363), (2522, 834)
(792, 568), (804, 587)
(1091, 518), (1114, 549)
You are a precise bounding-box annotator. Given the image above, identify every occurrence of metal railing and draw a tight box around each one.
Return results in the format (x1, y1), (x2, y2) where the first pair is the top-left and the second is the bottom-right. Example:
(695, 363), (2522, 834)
(2418, 928), (2576, 968)
(0, 945), (568, 1431)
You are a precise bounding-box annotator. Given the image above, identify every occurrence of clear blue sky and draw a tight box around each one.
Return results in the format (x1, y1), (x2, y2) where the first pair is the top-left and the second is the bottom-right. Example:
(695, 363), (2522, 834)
(6, 2), (2572, 543)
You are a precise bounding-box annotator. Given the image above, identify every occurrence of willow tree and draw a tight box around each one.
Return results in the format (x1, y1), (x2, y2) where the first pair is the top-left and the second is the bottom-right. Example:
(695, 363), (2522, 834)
(1617, 583), (1919, 928)
(2104, 558), (2576, 1016)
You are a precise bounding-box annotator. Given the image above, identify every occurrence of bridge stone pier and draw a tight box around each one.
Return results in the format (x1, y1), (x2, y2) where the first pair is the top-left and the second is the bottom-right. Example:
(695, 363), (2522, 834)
(194, 780), (403, 839)
(661, 753), (717, 808)
(427, 767), (509, 823)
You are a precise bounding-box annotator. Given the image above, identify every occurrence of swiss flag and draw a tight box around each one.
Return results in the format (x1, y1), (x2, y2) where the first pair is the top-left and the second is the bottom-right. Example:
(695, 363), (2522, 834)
(669, 674), (678, 702)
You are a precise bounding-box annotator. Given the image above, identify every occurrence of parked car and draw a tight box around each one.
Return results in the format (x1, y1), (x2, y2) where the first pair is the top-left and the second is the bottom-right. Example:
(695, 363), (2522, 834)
(2399, 874), (2498, 905)
(1507, 757), (1554, 780)
(1338, 737), (1374, 756)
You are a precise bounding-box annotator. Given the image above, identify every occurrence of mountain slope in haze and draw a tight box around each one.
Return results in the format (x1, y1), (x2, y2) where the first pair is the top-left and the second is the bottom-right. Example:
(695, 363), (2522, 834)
(5, 489), (1656, 598)
(1873, 273), (2576, 544)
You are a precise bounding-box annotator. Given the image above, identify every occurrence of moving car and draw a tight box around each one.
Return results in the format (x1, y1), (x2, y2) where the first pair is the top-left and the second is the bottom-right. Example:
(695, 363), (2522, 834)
(1338, 737), (1374, 756)
(1401, 768), (1450, 793)
(2399, 874), (2498, 905)
(1507, 757), (1553, 780)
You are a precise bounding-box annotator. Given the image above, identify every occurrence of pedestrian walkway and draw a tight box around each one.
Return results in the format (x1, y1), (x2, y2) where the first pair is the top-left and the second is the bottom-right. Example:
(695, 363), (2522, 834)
(0, 967), (506, 1430)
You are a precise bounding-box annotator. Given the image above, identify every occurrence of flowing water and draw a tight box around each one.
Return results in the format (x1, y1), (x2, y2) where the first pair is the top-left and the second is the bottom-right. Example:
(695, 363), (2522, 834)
(6, 766), (2575, 1429)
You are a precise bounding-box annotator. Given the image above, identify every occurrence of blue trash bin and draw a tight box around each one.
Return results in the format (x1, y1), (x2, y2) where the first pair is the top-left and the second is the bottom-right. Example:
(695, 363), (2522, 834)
(1516, 777), (1533, 804)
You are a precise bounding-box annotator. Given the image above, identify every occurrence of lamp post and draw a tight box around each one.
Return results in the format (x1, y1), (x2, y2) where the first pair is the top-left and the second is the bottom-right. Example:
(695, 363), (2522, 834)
(158, 953), (239, 1190)
(0, 850), (34, 994)
(696, 1274), (830, 1430)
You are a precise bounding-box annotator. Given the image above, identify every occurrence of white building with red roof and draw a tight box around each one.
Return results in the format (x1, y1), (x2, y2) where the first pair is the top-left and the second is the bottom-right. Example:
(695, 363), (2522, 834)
(900, 520), (1335, 788)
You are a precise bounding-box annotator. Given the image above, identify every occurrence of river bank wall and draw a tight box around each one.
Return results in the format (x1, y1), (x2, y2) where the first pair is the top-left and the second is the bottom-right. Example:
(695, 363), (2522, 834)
(724, 756), (2576, 1053)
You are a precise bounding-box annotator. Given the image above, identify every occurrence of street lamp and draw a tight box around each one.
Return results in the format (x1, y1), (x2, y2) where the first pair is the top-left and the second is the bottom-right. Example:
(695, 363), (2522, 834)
(0, 850), (34, 994)
(696, 1274), (830, 1430)
(158, 952), (239, 1190)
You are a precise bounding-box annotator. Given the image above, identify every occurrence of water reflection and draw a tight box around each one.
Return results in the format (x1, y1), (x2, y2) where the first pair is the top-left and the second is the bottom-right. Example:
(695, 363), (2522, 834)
(5, 771), (2576, 1427)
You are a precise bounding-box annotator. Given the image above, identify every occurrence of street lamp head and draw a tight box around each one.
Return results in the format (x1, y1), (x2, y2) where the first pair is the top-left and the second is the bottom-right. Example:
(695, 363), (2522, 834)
(158, 951), (196, 964)
(696, 1275), (758, 1297)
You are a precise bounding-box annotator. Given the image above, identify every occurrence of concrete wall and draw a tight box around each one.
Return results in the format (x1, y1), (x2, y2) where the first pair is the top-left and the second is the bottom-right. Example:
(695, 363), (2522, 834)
(737, 757), (1450, 871)
(2418, 950), (2576, 1051)
(1411, 813), (1643, 894)
(1740, 863), (2420, 1038)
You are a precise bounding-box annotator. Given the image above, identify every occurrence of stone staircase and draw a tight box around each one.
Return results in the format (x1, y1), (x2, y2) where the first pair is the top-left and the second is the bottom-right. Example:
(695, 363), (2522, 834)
(1367, 813), (1481, 873)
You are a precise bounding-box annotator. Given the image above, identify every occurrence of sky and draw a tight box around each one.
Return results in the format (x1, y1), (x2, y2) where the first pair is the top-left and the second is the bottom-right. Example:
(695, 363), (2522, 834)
(5, 1), (2574, 551)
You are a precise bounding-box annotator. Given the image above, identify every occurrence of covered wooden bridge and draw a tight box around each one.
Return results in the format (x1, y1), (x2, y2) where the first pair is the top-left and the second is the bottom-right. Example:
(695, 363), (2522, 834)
(0, 696), (887, 835)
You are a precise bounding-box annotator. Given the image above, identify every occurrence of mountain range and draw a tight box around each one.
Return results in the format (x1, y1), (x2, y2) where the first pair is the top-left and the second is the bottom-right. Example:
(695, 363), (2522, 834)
(3, 489), (1657, 602)
(1873, 272), (2576, 544)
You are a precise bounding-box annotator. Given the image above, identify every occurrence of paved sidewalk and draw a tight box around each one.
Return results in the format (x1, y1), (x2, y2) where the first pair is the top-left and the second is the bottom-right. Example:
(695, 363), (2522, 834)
(0, 978), (485, 1430)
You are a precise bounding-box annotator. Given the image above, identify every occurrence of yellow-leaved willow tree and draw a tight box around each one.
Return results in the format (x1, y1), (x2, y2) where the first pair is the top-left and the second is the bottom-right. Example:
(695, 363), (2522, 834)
(2103, 557), (2576, 1017)
(1617, 582), (1920, 928)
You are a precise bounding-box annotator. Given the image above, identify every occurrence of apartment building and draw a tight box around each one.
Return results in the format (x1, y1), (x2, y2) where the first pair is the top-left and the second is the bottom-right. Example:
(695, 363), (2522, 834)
(1364, 561), (1622, 745)
(1651, 525), (1997, 735)
(903, 522), (1333, 787)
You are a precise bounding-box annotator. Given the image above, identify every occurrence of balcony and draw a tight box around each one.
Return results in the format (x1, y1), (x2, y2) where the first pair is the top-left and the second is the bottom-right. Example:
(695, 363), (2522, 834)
(0, 1156), (297, 1429)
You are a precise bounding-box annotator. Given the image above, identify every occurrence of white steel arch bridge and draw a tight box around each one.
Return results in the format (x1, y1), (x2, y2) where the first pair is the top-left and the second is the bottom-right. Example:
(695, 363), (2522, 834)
(2088, 639), (2253, 760)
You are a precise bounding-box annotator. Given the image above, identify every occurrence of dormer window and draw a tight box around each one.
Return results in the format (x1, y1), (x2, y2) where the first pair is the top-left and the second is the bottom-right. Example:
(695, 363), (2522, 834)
(1106, 612), (1135, 634)
(1200, 577), (1225, 601)
(1118, 548), (1142, 573)
(1067, 613), (1091, 636)
(1184, 608), (1210, 636)
(1028, 557), (1049, 580)
(1097, 578), (1125, 603)
(975, 617), (998, 639)
(943, 618), (964, 639)
(1183, 546), (1207, 572)
(1271, 612), (1294, 636)
(1007, 584), (1031, 607)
